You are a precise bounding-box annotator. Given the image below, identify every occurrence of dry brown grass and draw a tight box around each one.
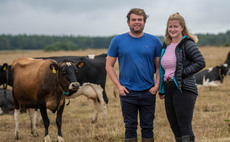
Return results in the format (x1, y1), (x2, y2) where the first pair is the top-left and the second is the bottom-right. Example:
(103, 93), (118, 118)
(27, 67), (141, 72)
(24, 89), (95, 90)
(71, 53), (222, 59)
(0, 47), (230, 142)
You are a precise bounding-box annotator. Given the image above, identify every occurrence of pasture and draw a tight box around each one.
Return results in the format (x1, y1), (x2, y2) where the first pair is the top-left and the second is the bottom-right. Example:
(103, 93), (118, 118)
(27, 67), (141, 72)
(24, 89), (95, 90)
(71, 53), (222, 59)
(0, 47), (230, 142)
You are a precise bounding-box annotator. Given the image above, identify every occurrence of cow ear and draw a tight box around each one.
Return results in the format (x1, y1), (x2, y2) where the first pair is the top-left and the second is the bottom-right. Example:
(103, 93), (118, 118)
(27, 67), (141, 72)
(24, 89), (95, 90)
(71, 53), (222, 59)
(50, 63), (59, 74)
(70, 60), (75, 64)
(76, 62), (85, 69)
(3, 63), (8, 70)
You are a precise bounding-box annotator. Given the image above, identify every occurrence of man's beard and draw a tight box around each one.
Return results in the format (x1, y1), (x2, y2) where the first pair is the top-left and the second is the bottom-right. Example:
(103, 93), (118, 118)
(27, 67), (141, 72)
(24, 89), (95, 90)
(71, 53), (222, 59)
(130, 27), (144, 35)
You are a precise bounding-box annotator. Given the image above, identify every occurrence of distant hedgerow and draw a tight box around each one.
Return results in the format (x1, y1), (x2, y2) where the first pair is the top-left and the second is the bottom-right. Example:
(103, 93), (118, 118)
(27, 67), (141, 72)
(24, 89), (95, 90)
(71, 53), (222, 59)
(44, 41), (79, 52)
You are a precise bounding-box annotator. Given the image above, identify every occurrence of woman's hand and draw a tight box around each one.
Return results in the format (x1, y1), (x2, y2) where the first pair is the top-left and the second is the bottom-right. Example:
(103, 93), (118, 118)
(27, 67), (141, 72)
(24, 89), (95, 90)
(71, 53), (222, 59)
(159, 94), (165, 99)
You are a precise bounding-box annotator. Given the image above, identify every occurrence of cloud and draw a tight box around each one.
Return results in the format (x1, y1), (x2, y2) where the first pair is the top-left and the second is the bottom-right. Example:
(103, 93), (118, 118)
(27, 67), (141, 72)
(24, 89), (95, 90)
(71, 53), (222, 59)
(0, 0), (229, 36)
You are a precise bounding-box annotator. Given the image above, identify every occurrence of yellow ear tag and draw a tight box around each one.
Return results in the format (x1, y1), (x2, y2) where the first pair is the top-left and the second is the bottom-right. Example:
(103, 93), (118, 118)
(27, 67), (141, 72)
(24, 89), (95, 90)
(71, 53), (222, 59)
(3, 66), (6, 70)
(78, 62), (84, 68)
(52, 67), (56, 74)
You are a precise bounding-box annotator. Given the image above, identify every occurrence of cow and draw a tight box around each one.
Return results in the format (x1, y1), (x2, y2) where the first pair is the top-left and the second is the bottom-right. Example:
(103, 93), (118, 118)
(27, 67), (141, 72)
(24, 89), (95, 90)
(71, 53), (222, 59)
(68, 83), (107, 123)
(12, 57), (85, 142)
(41, 53), (109, 104)
(0, 63), (42, 135)
(0, 88), (14, 115)
(0, 63), (7, 87)
(0, 63), (13, 88)
(225, 51), (230, 66)
(194, 63), (229, 87)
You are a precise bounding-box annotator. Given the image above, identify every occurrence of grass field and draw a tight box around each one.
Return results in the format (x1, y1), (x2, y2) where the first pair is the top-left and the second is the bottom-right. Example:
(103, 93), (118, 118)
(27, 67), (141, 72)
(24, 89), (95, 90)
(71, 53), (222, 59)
(0, 47), (230, 142)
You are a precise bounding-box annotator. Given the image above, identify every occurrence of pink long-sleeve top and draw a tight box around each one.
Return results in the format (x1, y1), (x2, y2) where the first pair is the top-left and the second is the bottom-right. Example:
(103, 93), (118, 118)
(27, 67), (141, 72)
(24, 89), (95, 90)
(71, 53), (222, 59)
(161, 43), (178, 81)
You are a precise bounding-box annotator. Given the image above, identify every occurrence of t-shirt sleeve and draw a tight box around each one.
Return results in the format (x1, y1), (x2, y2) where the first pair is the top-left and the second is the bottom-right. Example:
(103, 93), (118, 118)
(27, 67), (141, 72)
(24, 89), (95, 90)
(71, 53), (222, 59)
(155, 38), (162, 57)
(107, 37), (118, 57)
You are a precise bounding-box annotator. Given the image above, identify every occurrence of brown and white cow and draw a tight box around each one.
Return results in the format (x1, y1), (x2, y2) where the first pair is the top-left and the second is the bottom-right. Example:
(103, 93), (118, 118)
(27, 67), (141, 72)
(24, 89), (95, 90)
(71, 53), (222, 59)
(12, 57), (85, 142)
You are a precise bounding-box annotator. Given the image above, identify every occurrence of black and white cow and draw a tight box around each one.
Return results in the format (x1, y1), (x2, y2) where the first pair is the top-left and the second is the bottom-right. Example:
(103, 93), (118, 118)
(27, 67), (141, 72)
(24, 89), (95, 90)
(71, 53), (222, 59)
(0, 63), (13, 88)
(194, 63), (229, 87)
(0, 63), (14, 115)
(225, 51), (230, 66)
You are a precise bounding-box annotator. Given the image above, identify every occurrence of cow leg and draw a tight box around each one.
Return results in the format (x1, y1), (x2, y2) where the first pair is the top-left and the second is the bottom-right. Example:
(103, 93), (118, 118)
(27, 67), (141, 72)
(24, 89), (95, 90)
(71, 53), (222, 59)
(56, 101), (65, 142)
(97, 91), (107, 120)
(14, 109), (20, 140)
(91, 99), (99, 123)
(39, 105), (51, 142)
(28, 109), (39, 137)
(102, 89), (109, 104)
(0, 107), (3, 115)
(35, 109), (43, 125)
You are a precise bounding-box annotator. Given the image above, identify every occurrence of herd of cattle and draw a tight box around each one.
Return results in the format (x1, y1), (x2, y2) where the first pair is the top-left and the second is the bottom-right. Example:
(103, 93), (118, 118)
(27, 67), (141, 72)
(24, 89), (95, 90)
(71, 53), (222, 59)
(0, 51), (230, 141)
(0, 54), (108, 141)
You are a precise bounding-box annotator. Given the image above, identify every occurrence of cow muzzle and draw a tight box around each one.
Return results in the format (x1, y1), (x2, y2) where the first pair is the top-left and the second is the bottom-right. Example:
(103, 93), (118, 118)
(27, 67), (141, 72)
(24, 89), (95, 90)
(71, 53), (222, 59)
(69, 82), (80, 91)
(67, 82), (80, 96)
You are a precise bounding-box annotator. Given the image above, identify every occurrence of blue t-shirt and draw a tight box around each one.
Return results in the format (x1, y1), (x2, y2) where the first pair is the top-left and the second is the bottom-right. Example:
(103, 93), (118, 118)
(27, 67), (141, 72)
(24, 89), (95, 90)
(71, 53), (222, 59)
(107, 32), (162, 91)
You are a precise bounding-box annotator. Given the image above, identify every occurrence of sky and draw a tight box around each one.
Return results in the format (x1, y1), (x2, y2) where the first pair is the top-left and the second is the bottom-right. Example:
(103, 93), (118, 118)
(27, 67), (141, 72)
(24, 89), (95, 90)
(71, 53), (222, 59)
(0, 0), (229, 37)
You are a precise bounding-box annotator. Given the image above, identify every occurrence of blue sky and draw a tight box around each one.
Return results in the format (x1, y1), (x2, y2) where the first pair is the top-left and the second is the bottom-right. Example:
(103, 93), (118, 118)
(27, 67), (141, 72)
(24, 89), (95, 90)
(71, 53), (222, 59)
(0, 0), (229, 36)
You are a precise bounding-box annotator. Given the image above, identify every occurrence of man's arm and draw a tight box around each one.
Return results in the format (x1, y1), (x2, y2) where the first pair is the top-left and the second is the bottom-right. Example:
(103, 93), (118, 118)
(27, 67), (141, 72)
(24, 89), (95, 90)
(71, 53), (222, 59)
(149, 57), (160, 95)
(106, 56), (129, 96)
(154, 57), (165, 99)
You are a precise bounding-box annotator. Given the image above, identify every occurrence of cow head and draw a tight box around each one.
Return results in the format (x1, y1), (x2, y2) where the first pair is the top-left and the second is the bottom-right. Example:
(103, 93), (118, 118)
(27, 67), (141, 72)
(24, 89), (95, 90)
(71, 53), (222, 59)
(0, 63), (8, 86)
(220, 63), (230, 76)
(50, 60), (85, 96)
(214, 63), (230, 83)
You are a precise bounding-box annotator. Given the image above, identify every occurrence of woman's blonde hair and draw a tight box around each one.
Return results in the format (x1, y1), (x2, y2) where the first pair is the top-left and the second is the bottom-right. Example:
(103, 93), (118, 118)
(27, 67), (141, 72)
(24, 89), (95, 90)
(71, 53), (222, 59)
(164, 13), (198, 45)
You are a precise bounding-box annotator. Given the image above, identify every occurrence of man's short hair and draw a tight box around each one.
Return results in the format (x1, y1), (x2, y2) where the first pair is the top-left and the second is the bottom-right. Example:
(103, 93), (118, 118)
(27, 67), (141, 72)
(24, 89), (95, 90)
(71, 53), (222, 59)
(126, 8), (148, 22)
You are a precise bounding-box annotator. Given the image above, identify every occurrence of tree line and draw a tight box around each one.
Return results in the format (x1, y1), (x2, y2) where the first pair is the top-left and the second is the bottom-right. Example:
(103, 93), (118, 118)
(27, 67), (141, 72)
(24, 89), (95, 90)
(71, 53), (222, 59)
(0, 35), (113, 51)
(0, 30), (229, 51)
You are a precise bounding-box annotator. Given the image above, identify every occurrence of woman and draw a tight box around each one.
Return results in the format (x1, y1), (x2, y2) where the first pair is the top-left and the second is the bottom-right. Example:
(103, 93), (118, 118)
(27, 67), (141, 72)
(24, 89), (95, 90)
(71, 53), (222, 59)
(159, 13), (206, 142)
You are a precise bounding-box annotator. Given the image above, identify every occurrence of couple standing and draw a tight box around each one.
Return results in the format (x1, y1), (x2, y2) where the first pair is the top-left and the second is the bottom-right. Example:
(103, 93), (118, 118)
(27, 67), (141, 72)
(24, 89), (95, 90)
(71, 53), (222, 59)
(106, 8), (206, 142)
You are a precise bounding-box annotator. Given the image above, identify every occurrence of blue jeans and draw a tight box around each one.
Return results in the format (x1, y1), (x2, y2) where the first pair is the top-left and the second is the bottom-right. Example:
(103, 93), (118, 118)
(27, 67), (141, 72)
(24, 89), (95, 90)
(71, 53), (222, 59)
(120, 89), (156, 139)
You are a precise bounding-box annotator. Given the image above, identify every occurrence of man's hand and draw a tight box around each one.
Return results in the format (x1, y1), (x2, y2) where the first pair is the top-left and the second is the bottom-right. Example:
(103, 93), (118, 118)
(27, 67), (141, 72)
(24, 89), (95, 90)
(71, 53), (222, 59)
(149, 86), (158, 95)
(118, 85), (129, 96)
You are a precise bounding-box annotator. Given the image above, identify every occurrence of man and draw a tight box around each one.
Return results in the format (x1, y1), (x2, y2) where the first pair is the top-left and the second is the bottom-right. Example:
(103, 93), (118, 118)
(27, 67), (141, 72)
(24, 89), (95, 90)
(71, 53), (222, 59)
(106, 8), (162, 142)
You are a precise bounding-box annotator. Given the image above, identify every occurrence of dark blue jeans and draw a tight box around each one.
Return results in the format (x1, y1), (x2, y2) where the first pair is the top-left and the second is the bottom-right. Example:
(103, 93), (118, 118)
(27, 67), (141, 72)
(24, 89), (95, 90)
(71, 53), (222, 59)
(120, 90), (156, 139)
(164, 81), (197, 137)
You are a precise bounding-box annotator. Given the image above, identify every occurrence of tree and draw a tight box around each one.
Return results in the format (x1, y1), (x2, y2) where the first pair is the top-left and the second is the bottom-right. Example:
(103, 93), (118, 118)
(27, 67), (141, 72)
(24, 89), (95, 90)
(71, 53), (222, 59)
(0, 36), (10, 50)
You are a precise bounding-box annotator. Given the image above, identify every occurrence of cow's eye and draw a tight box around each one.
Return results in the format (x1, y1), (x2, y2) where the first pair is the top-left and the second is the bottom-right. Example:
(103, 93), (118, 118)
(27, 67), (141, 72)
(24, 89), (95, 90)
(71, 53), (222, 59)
(62, 70), (67, 74)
